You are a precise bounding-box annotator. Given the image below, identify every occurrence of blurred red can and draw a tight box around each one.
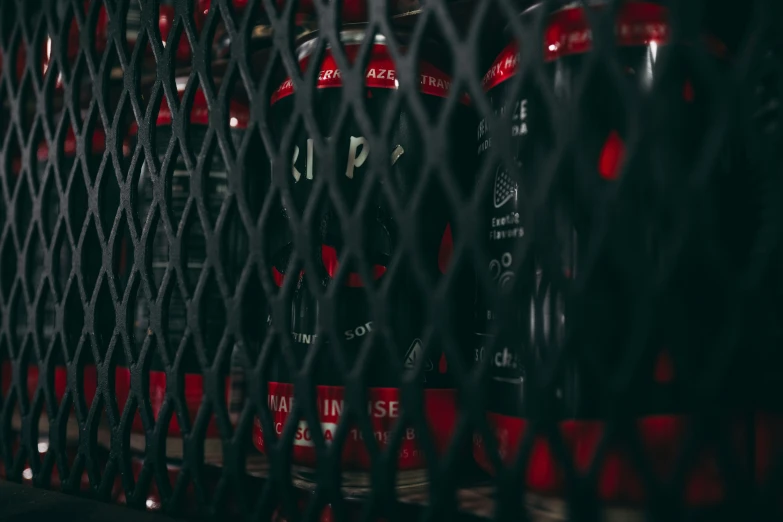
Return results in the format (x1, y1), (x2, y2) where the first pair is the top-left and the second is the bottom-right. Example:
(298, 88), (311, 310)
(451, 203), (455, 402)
(473, 0), (750, 509)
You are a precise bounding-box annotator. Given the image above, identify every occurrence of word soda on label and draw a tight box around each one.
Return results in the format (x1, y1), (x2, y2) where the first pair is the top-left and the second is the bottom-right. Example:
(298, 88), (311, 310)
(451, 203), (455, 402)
(473, 0), (750, 509)
(255, 27), (476, 488)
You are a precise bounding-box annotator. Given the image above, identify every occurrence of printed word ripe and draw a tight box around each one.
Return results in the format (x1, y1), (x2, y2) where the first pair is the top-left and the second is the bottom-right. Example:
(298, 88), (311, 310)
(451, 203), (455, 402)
(292, 138), (406, 181)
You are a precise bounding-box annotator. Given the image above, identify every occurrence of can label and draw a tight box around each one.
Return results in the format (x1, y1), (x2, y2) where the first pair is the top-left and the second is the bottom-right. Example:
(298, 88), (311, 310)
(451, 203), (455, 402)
(254, 383), (457, 469)
(118, 91), (251, 439)
(270, 49), (459, 103)
(473, 412), (747, 505)
(113, 369), (232, 438)
(475, 35), (559, 421)
(543, 2), (668, 61)
(476, 0), (700, 432)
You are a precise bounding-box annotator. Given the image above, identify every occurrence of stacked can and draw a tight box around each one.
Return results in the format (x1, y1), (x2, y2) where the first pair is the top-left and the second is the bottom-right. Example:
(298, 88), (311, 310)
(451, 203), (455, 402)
(473, 0), (751, 512)
(107, 7), (279, 507)
(252, 14), (475, 489)
(0, 14), (68, 417)
(111, 2), (259, 463)
(0, 4), (116, 485)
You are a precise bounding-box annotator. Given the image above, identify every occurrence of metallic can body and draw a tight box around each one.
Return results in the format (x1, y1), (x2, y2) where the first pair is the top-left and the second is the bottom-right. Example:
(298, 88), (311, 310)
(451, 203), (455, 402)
(253, 27), (474, 488)
(473, 0), (749, 507)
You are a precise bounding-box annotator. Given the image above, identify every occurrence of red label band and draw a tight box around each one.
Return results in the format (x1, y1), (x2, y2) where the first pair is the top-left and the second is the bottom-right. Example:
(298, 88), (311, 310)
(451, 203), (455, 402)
(1, 363), (64, 403)
(544, 1), (668, 62)
(114, 369), (234, 437)
(159, 6), (198, 62)
(483, 41), (519, 92)
(155, 89), (250, 129)
(271, 44), (465, 105)
(321, 244), (387, 287)
(274, 223), (453, 288)
(1, 362), (238, 440)
(755, 412), (783, 485)
(36, 128), (106, 161)
(483, 2), (723, 91)
(253, 382), (457, 470)
(473, 412), (748, 505)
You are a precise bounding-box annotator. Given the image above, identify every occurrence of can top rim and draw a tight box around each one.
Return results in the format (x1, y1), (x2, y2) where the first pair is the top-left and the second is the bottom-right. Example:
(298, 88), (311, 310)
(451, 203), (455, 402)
(295, 26), (391, 61)
(292, 8), (430, 60)
(520, 0), (617, 17)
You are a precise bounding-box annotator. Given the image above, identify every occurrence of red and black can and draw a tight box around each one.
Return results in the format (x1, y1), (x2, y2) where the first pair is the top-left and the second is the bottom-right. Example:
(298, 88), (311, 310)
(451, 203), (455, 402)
(112, 83), (252, 454)
(1, 10), (113, 465)
(253, 24), (474, 488)
(102, 3), (272, 471)
(473, 0), (751, 510)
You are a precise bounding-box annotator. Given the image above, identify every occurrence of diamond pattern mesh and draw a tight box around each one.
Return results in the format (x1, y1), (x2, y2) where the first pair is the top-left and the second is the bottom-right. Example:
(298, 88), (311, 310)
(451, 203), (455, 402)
(0, 0), (781, 520)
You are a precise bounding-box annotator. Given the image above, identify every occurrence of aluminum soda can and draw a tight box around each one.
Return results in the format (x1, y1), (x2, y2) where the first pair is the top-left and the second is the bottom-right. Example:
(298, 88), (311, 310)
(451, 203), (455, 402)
(473, 0), (750, 509)
(253, 23), (475, 490)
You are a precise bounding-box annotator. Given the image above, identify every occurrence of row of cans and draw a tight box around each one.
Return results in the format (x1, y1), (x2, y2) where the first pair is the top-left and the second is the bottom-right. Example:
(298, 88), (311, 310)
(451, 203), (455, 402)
(2, 0), (781, 516)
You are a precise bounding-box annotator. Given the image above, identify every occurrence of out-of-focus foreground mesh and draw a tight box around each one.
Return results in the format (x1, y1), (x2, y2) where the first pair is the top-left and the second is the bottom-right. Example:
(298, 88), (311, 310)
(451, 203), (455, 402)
(0, 0), (781, 521)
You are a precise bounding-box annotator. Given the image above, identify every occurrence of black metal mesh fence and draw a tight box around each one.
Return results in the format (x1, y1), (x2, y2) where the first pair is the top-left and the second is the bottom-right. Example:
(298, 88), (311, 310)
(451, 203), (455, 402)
(0, 0), (781, 520)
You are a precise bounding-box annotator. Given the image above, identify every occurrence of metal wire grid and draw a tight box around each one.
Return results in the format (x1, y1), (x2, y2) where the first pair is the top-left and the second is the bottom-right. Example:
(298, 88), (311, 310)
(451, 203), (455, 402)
(0, 0), (780, 520)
